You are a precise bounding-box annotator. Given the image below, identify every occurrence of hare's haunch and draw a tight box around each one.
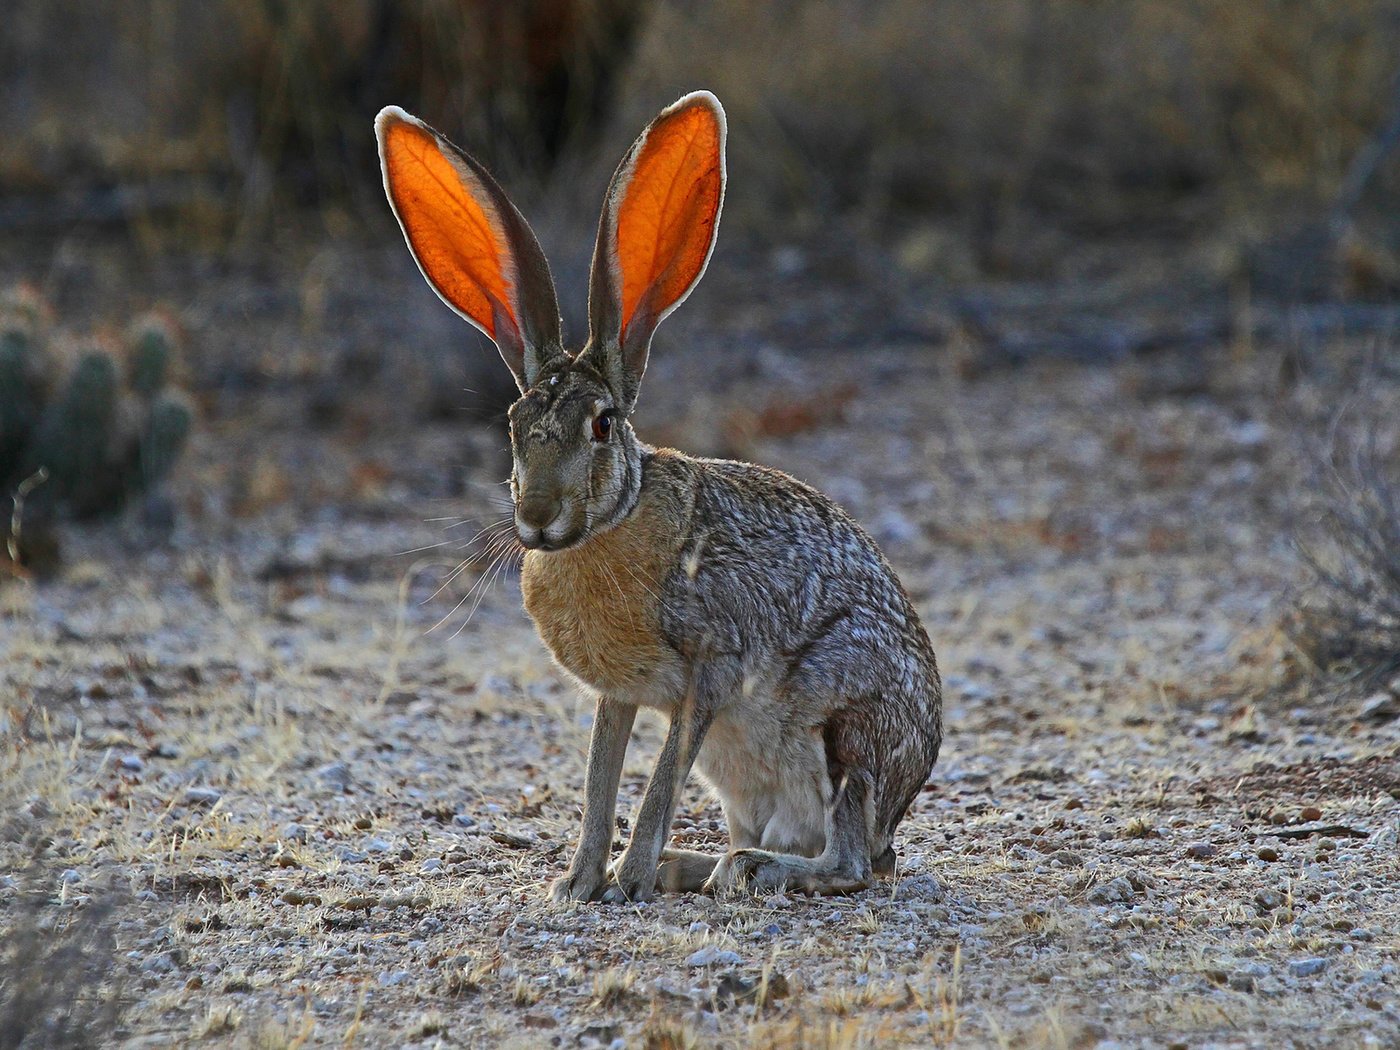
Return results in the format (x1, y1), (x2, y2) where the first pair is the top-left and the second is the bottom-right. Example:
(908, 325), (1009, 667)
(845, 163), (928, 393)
(377, 92), (942, 902)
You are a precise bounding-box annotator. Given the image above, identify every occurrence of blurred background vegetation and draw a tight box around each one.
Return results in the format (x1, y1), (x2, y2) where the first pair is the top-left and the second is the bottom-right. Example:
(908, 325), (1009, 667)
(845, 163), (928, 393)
(1, 0), (1398, 551)
(4, 0), (1398, 258)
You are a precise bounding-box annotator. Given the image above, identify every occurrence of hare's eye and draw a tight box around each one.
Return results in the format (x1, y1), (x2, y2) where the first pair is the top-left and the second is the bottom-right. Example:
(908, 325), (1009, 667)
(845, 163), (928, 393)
(591, 411), (614, 443)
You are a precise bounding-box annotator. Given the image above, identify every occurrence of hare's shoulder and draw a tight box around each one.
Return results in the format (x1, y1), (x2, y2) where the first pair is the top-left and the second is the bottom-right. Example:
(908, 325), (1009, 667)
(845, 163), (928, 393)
(686, 455), (876, 557)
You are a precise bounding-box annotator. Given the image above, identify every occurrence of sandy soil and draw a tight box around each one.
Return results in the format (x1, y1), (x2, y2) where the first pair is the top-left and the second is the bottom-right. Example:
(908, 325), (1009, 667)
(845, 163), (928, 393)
(2, 249), (1399, 1049)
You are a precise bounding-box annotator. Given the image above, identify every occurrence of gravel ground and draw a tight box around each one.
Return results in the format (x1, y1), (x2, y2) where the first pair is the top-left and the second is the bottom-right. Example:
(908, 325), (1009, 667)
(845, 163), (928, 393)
(3, 321), (1399, 1048)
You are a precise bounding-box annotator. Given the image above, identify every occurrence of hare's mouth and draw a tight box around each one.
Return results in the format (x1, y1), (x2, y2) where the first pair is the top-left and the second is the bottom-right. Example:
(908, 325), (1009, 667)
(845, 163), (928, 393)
(517, 524), (587, 553)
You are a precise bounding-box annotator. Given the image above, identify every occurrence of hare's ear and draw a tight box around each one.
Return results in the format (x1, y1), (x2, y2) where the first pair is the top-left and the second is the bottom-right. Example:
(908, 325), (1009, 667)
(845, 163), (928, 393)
(376, 107), (564, 391)
(582, 91), (726, 410)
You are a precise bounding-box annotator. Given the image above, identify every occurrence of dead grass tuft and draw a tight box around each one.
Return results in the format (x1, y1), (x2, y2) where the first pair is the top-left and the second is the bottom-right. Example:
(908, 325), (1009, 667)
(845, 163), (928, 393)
(1292, 394), (1400, 688)
(511, 975), (543, 1007)
(592, 966), (639, 1009)
(439, 951), (499, 999)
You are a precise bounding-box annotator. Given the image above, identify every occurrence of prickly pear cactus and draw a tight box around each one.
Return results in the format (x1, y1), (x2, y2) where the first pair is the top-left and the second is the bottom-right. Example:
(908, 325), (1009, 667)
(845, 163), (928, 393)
(0, 287), (51, 477)
(0, 289), (194, 571)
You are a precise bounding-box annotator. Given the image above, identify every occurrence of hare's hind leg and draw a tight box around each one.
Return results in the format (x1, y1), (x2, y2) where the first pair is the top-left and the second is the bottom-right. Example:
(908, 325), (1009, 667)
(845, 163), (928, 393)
(706, 767), (877, 896)
(657, 848), (719, 892)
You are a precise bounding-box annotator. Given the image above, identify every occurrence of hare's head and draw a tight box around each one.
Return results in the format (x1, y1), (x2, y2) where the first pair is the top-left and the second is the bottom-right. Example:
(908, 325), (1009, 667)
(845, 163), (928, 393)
(376, 93), (726, 551)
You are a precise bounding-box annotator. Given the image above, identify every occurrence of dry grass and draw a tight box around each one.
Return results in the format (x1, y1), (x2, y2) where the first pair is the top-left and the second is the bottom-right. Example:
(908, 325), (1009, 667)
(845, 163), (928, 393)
(1, 0), (644, 243)
(3, 0), (1398, 244)
(1293, 391), (1400, 688)
(618, 0), (1400, 235)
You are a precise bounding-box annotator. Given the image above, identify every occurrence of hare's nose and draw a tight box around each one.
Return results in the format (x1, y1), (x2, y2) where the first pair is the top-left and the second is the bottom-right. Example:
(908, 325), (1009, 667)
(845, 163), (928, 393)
(516, 494), (562, 532)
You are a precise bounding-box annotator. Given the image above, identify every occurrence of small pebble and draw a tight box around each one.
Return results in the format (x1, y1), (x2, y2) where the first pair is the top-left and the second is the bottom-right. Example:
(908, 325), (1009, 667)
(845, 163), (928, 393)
(142, 952), (179, 975)
(184, 787), (222, 807)
(317, 761), (352, 792)
(1256, 846), (1279, 862)
(686, 946), (741, 968)
(1359, 691), (1399, 722)
(1300, 805), (1322, 822)
(1186, 843), (1217, 859)
(119, 754), (145, 773)
(1088, 877), (1136, 905)
(1289, 957), (1327, 978)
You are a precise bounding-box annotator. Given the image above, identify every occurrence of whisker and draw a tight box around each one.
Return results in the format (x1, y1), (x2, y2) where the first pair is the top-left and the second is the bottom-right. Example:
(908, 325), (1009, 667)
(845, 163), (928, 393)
(597, 558), (627, 607)
(455, 537), (523, 621)
(449, 545), (522, 639)
(420, 522), (517, 605)
(447, 515), (511, 532)
(618, 560), (661, 605)
(428, 545), (512, 635)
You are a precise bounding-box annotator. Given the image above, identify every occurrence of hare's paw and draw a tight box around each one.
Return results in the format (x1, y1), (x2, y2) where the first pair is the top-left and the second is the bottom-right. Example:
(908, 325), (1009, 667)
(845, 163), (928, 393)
(706, 848), (787, 896)
(598, 857), (658, 904)
(707, 849), (869, 897)
(549, 864), (609, 904)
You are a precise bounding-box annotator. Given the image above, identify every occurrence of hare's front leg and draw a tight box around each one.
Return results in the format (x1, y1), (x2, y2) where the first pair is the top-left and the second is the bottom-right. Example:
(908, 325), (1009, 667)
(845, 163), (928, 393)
(601, 685), (718, 903)
(550, 696), (637, 903)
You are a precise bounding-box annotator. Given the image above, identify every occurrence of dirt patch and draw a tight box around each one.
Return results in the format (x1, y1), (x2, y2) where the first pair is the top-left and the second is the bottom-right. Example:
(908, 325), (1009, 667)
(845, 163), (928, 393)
(1193, 753), (1400, 806)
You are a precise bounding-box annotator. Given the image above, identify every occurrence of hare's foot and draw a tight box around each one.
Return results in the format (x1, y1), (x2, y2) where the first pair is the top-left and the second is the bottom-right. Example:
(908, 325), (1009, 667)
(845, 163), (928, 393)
(707, 848), (869, 896)
(592, 849), (715, 902)
(599, 854), (657, 904)
(549, 862), (611, 903)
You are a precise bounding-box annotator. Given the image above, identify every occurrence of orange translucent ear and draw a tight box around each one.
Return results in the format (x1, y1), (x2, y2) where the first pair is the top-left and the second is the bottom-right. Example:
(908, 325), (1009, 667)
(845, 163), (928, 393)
(589, 92), (727, 379)
(613, 95), (725, 342)
(376, 107), (561, 388)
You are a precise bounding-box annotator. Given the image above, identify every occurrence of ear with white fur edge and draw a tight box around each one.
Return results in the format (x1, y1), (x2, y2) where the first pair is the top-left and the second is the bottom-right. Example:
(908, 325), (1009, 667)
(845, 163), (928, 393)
(581, 91), (726, 411)
(376, 106), (565, 391)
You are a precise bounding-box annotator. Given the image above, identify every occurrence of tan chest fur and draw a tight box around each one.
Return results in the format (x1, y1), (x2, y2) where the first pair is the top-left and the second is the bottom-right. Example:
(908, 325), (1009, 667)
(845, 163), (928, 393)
(520, 483), (685, 696)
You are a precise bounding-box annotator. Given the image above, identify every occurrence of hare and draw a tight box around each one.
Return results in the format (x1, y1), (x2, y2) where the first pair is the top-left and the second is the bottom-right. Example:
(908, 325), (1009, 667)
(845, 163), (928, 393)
(376, 91), (941, 902)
